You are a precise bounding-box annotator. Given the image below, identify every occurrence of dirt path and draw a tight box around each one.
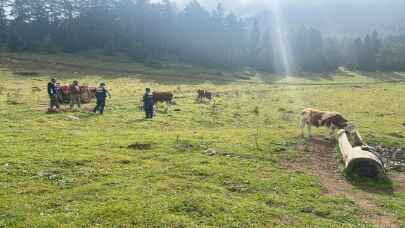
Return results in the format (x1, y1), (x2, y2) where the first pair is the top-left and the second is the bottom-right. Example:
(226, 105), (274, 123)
(391, 172), (405, 194)
(295, 138), (401, 228)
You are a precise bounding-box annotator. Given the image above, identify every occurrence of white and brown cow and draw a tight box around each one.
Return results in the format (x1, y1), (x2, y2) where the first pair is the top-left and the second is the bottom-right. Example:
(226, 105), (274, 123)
(299, 108), (353, 138)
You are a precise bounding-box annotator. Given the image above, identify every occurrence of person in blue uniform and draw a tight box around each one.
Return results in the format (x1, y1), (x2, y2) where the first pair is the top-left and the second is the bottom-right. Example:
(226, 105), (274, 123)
(93, 83), (111, 114)
(143, 88), (154, 119)
(47, 78), (60, 111)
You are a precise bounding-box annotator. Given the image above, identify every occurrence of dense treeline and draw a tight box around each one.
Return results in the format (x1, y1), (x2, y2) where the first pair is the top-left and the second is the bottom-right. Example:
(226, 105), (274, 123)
(0, 0), (405, 73)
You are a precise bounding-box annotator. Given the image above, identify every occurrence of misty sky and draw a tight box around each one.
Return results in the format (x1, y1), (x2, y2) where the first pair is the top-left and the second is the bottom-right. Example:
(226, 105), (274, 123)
(169, 0), (405, 12)
(163, 0), (405, 36)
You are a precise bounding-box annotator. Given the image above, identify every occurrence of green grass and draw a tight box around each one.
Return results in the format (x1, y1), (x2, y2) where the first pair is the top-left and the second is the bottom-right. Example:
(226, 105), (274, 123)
(377, 193), (405, 226)
(0, 52), (405, 227)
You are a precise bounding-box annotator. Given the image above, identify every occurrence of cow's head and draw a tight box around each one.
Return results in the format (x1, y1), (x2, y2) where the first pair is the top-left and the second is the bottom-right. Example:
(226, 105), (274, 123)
(344, 123), (355, 133)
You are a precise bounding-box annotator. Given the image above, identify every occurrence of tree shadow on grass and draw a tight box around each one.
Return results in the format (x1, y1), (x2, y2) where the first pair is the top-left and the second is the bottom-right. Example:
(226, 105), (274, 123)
(259, 72), (337, 84)
(4, 52), (405, 86)
(260, 69), (405, 85)
(345, 171), (394, 195)
(359, 71), (405, 81)
(1, 53), (258, 85)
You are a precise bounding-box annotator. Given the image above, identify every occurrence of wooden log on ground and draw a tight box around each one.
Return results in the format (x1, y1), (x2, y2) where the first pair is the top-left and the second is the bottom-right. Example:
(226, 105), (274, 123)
(337, 130), (385, 178)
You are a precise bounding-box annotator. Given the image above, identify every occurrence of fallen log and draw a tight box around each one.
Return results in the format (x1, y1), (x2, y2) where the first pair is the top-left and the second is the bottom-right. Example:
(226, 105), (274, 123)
(337, 129), (385, 178)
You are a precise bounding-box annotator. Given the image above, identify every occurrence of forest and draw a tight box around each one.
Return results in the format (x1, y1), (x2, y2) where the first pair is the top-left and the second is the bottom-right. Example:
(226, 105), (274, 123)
(0, 0), (405, 73)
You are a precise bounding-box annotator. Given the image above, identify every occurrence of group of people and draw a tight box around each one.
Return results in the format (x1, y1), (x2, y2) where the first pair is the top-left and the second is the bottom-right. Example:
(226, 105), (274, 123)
(47, 78), (111, 115)
(47, 78), (155, 118)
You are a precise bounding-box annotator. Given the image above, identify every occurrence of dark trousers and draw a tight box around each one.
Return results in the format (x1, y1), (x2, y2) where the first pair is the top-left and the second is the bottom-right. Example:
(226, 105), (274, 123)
(94, 99), (105, 114)
(49, 95), (60, 109)
(70, 95), (81, 109)
(144, 105), (154, 118)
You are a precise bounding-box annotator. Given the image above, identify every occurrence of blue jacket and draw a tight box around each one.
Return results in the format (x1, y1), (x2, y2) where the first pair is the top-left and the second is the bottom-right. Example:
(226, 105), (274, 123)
(95, 87), (109, 101)
(47, 82), (57, 96)
(143, 92), (154, 107)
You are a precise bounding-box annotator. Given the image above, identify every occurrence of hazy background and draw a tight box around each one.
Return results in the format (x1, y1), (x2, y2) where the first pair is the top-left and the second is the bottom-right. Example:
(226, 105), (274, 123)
(2, 0), (405, 73)
(165, 0), (405, 36)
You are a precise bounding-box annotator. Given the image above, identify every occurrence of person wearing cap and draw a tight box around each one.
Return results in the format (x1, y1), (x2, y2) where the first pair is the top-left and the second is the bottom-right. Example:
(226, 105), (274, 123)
(69, 80), (81, 111)
(93, 82), (111, 114)
(143, 88), (154, 119)
(47, 78), (60, 111)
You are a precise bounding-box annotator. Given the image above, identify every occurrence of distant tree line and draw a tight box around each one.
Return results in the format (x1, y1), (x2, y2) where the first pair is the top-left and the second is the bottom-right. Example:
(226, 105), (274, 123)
(0, 0), (404, 73)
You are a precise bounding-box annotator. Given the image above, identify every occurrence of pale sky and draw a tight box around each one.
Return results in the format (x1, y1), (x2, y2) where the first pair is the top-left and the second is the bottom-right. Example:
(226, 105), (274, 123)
(167, 0), (404, 12)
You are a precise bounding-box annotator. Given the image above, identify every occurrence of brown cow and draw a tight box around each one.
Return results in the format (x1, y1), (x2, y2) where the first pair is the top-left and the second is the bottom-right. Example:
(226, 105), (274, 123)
(153, 92), (173, 104)
(197, 89), (212, 102)
(80, 86), (97, 103)
(57, 85), (96, 104)
(299, 108), (353, 138)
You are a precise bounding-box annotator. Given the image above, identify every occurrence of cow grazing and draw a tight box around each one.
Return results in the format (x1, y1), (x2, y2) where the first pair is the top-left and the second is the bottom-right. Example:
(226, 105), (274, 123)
(299, 108), (352, 138)
(197, 89), (212, 102)
(153, 92), (173, 104)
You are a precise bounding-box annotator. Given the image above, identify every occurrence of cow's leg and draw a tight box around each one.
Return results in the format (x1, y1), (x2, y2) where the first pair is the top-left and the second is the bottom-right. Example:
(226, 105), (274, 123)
(299, 116), (306, 137)
(307, 124), (312, 138)
(301, 122), (306, 137)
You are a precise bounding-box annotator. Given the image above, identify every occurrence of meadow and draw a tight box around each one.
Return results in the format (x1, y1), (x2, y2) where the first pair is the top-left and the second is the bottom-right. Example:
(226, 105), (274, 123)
(0, 52), (404, 227)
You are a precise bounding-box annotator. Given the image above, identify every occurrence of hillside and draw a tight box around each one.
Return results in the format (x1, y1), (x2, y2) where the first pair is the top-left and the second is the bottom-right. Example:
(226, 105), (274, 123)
(0, 53), (405, 227)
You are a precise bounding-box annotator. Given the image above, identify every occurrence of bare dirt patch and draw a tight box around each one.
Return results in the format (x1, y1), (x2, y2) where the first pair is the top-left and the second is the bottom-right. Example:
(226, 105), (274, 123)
(391, 172), (405, 194)
(128, 143), (152, 150)
(14, 71), (40, 76)
(294, 138), (401, 228)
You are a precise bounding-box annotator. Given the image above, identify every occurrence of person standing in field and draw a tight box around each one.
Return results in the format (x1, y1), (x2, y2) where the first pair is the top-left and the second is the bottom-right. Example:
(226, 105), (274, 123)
(47, 78), (60, 112)
(69, 80), (81, 111)
(93, 82), (111, 115)
(143, 88), (154, 119)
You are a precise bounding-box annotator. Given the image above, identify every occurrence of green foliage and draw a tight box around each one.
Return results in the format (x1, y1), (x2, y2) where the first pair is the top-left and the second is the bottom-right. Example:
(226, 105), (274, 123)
(0, 0), (403, 73)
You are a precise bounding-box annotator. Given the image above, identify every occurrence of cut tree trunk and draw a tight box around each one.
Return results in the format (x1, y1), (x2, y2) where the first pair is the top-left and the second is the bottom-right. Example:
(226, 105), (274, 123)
(337, 130), (385, 178)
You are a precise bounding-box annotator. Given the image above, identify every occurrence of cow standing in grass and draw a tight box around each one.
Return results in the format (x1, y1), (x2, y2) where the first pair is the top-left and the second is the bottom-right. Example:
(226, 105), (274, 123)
(197, 89), (212, 102)
(299, 108), (353, 138)
(153, 92), (173, 104)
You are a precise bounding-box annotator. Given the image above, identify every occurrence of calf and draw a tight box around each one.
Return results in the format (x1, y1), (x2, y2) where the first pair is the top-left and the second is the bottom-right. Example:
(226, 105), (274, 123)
(197, 89), (212, 102)
(153, 92), (173, 104)
(299, 108), (352, 138)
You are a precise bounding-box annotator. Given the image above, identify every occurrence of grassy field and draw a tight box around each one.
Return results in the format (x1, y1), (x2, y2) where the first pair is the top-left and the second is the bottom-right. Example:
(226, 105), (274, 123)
(0, 52), (405, 227)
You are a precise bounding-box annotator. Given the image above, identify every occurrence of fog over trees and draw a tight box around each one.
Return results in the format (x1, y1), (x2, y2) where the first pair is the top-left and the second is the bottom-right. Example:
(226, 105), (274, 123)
(174, 0), (405, 36)
(0, 0), (404, 73)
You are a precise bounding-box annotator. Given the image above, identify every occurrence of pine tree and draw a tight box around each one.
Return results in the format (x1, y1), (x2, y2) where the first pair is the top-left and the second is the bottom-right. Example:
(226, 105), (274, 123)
(0, 0), (7, 44)
(257, 27), (273, 71)
(323, 38), (342, 72)
(249, 19), (261, 67)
